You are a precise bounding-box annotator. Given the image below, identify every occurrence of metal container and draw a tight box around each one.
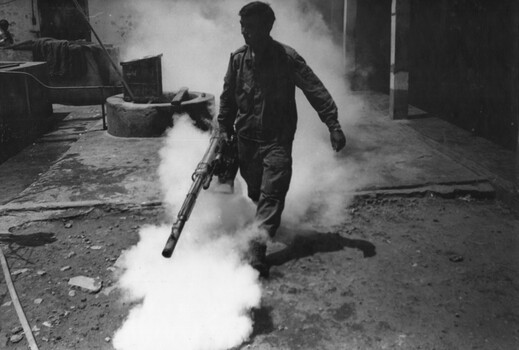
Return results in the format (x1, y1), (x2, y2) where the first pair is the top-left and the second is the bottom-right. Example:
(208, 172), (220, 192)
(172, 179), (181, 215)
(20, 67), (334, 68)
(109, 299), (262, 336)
(0, 61), (53, 163)
(120, 54), (163, 103)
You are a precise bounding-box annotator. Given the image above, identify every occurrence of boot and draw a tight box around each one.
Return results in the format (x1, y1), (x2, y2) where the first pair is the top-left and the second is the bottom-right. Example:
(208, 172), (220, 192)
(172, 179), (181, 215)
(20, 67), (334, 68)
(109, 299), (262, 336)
(248, 240), (269, 278)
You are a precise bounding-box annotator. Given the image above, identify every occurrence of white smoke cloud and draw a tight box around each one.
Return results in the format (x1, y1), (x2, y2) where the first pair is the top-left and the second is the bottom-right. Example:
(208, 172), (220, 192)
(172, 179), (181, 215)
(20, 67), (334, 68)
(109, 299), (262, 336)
(120, 0), (366, 228)
(157, 116), (256, 239)
(120, 0), (243, 94)
(114, 117), (261, 350)
(269, 0), (367, 227)
(113, 225), (262, 350)
(114, 1), (370, 349)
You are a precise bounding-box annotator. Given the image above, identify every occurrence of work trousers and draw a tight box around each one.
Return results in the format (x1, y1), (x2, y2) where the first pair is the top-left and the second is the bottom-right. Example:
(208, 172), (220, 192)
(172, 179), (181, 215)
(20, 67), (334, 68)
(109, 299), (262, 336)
(237, 136), (293, 237)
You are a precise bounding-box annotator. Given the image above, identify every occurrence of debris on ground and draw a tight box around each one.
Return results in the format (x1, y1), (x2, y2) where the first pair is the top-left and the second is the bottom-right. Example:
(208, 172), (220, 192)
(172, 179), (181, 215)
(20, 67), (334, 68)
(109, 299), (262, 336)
(449, 255), (464, 263)
(12, 268), (31, 276)
(68, 276), (103, 294)
(0, 200), (517, 349)
(9, 333), (24, 343)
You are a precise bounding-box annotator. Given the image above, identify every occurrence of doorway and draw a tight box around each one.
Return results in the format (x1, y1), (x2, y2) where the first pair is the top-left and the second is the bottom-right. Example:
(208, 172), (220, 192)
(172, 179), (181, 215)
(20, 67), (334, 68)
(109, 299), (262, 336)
(38, 0), (91, 41)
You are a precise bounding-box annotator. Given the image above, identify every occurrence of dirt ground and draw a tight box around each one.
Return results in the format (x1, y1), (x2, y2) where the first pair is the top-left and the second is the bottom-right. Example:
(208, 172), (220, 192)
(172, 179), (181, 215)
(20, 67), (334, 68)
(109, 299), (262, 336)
(1, 194), (518, 350)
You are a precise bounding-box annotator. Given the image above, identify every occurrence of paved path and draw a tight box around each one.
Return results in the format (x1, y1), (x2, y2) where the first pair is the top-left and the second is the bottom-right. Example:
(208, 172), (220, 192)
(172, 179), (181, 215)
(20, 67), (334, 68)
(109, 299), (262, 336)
(1, 94), (516, 231)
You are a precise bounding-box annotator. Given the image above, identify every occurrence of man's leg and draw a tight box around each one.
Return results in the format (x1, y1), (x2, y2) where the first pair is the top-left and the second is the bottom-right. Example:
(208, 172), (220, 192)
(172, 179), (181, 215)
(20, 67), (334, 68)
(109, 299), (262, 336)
(249, 142), (292, 277)
(256, 141), (293, 238)
(237, 138), (293, 277)
(237, 137), (270, 277)
(237, 137), (262, 202)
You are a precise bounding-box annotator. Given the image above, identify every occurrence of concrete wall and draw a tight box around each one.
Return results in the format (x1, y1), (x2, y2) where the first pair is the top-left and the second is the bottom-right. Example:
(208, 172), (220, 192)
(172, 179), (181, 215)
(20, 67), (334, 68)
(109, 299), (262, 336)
(3, 0), (516, 149)
(0, 0), (134, 46)
(408, 0), (518, 150)
(0, 0), (126, 106)
(0, 0), (39, 43)
(88, 0), (136, 47)
(346, 0), (517, 150)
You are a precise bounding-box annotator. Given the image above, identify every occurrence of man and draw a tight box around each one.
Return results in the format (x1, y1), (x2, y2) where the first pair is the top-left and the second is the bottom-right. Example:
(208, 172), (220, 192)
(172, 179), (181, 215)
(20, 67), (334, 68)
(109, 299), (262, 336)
(0, 19), (13, 47)
(218, 1), (346, 277)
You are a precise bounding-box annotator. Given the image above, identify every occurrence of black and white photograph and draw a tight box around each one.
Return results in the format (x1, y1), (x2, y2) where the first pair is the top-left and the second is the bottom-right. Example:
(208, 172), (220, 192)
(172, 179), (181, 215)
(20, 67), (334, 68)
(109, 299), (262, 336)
(0, 0), (518, 349)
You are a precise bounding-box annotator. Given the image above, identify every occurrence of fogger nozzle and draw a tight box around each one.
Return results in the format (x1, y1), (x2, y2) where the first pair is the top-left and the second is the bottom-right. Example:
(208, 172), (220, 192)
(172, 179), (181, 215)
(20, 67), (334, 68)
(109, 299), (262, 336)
(162, 235), (178, 258)
(162, 226), (180, 258)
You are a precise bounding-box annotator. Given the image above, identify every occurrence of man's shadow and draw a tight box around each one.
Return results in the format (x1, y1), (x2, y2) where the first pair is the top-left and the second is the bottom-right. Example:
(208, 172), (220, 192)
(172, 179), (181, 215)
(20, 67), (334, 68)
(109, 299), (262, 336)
(0, 232), (57, 264)
(0, 232), (57, 306)
(267, 227), (376, 267)
(245, 227), (376, 343)
(0, 232), (56, 247)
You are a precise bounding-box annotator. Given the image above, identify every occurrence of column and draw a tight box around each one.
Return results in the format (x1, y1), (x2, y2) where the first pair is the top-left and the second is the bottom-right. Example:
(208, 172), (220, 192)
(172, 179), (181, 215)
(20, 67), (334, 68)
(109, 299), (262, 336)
(511, 0), (519, 150)
(343, 0), (358, 74)
(390, 0), (410, 119)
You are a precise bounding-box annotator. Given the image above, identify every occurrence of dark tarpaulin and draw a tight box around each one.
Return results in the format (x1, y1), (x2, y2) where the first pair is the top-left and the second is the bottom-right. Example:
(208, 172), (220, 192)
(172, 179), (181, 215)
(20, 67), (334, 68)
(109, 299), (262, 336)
(32, 38), (88, 78)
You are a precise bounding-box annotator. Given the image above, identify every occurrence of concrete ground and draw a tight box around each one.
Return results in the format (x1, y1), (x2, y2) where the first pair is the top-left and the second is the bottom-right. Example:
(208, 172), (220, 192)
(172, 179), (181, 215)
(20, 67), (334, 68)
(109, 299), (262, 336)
(0, 93), (518, 349)
(2, 93), (514, 222)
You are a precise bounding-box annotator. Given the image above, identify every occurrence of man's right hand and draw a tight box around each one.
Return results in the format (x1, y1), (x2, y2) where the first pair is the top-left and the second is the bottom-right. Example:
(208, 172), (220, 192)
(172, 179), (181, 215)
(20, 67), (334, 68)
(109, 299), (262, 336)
(330, 128), (346, 152)
(219, 129), (230, 143)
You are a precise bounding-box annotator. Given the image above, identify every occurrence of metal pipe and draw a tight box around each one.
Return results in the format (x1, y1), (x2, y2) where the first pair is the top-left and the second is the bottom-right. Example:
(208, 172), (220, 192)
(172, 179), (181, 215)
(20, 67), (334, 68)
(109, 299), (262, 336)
(101, 98), (106, 130)
(70, 0), (136, 101)
(99, 86), (107, 130)
(0, 70), (117, 128)
(23, 75), (32, 119)
(0, 246), (40, 350)
(0, 70), (117, 92)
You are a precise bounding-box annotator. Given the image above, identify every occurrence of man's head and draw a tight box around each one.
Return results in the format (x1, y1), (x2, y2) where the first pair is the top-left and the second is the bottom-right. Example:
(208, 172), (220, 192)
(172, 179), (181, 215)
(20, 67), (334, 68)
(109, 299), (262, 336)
(0, 19), (9, 31)
(239, 2), (275, 50)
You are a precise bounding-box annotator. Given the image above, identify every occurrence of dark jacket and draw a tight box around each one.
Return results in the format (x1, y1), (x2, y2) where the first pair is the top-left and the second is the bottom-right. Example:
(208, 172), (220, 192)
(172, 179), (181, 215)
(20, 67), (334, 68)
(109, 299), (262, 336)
(218, 38), (340, 143)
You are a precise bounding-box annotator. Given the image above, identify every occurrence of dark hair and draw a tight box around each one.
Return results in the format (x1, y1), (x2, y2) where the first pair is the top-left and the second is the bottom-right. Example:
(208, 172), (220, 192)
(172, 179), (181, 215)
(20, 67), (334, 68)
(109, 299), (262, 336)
(239, 2), (275, 26)
(0, 19), (9, 30)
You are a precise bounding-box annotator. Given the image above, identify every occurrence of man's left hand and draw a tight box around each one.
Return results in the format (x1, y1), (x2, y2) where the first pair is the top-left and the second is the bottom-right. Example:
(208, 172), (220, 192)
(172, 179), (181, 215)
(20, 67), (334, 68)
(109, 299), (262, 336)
(330, 129), (346, 152)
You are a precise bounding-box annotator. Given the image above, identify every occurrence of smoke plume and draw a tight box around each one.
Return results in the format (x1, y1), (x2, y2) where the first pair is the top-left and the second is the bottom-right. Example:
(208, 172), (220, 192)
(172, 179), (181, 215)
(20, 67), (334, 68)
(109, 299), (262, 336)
(120, 0), (366, 227)
(114, 1), (368, 349)
(113, 117), (261, 350)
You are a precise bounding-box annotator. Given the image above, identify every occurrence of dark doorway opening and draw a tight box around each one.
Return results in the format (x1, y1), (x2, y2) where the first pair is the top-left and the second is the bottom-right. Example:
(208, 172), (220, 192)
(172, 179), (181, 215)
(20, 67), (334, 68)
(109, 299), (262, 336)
(38, 0), (91, 41)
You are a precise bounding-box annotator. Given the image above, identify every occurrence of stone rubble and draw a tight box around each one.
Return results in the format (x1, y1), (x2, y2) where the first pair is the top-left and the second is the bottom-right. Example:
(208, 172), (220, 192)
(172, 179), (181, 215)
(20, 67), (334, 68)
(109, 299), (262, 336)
(68, 276), (103, 294)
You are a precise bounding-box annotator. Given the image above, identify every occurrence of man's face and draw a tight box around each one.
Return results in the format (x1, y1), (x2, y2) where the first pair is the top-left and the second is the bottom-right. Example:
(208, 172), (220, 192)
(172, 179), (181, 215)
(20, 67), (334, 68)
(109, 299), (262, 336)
(240, 15), (270, 49)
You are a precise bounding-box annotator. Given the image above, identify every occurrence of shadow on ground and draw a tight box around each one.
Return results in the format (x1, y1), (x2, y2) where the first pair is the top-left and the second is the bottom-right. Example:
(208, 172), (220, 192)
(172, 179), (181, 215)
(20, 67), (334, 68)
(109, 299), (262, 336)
(0, 232), (57, 247)
(251, 306), (275, 335)
(268, 230), (376, 267)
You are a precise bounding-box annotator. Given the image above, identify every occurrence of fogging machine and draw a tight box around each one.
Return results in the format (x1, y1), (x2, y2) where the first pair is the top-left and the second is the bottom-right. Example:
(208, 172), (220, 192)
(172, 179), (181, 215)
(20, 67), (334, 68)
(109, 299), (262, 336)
(161, 130), (239, 258)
